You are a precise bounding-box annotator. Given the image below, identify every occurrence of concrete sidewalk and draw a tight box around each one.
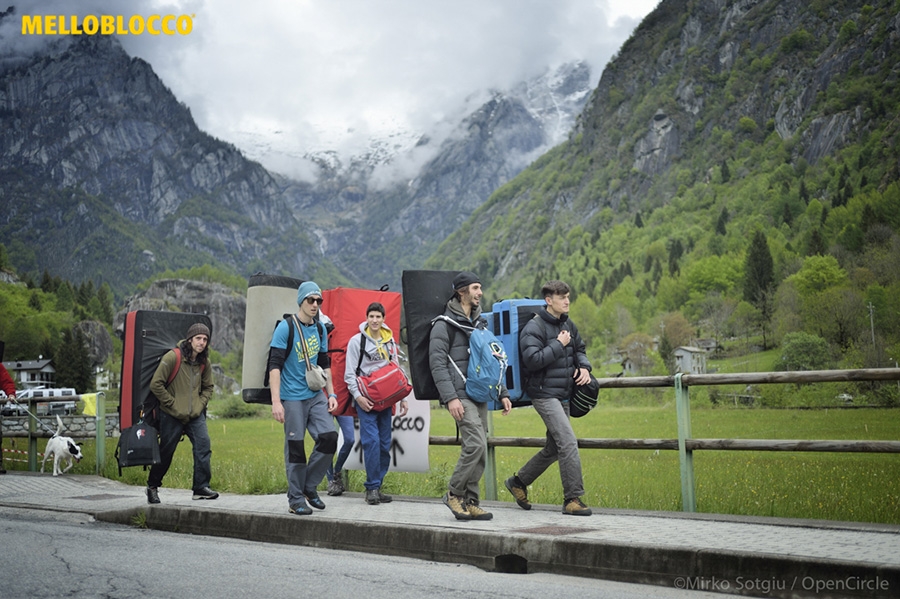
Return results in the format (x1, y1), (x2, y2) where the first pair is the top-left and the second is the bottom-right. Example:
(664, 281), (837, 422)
(1, 471), (898, 599)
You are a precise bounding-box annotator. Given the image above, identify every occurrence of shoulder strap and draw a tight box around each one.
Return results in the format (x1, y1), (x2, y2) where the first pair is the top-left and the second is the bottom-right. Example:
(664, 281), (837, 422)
(432, 314), (474, 335)
(166, 348), (182, 387)
(355, 334), (367, 376)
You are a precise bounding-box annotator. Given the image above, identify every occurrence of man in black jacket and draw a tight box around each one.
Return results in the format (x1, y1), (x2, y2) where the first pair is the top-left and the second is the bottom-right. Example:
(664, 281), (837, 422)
(430, 271), (511, 521)
(506, 280), (593, 515)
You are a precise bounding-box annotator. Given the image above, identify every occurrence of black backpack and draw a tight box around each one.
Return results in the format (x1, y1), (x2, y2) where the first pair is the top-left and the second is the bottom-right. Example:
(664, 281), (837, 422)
(115, 420), (161, 476)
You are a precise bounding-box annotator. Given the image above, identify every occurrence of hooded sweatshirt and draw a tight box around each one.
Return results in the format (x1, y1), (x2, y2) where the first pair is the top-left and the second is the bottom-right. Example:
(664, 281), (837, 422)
(344, 321), (400, 400)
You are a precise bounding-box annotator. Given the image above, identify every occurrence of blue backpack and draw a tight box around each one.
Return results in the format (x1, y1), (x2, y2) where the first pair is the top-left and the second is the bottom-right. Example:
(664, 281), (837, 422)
(434, 316), (508, 403)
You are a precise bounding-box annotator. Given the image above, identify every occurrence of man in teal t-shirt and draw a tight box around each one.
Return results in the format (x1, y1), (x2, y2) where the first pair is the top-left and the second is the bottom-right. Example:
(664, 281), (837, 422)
(268, 281), (339, 515)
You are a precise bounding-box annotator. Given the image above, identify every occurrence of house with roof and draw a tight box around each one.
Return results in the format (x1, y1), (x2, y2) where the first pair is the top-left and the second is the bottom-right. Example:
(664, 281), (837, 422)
(673, 346), (708, 375)
(1, 359), (56, 391)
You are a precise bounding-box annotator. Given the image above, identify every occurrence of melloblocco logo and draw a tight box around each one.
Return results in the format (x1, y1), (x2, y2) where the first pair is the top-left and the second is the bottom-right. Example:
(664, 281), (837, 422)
(21, 14), (194, 36)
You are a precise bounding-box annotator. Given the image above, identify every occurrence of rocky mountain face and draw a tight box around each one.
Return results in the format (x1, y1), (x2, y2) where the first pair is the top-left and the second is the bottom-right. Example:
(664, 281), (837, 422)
(0, 33), (331, 295)
(278, 61), (594, 288)
(113, 279), (246, 356)
(0, 22), (591, 293)
(574, 0), (899, 206)
(429, 0), (900, 296)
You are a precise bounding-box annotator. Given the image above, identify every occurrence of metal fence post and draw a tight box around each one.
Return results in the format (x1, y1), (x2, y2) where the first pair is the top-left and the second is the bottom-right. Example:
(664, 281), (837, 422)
(27, 402), (37, 471)
(484, 409), (498, 500)
(94, 392), (106, 474)
(675, 373), (696, 512)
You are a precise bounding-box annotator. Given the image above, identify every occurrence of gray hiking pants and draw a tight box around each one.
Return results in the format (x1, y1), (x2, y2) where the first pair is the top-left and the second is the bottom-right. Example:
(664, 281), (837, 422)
(447, 398), (489, 502)
(516, 396), (585, 500)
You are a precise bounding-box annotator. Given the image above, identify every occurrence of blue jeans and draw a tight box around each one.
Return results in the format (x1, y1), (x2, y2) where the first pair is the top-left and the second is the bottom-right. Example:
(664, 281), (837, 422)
(326, 415), (355, 480)
(148, 410), (212, 491)
(356, 406), (392, 490)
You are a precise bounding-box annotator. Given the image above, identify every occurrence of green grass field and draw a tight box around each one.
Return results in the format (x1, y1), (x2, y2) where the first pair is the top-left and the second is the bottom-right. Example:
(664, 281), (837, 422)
(7, 404), (899, 524)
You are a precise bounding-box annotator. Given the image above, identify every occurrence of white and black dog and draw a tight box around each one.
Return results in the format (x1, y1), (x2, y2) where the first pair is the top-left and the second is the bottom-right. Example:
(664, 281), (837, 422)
(41, 415), (83, 476)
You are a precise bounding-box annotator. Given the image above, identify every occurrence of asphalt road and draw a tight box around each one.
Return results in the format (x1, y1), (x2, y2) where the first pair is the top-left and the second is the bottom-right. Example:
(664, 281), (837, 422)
(3, 506), (753, 599)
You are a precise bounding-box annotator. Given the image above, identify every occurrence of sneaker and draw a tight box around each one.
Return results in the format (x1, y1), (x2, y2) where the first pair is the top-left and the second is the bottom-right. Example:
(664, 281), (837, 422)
(504, 476), (531, 510)
(466, 500), (493, 521)
(327, 472), (345, 496)
(192, 486), (219, 500)
(365, 488), (380, 505)
(304, 491), (326, 510)
(377, 488), (393, 503)
(442, 492), (472, 520)
(563, 497), (592, 516)
(147, 486), (160, 504)
(289, 500), (312, 516)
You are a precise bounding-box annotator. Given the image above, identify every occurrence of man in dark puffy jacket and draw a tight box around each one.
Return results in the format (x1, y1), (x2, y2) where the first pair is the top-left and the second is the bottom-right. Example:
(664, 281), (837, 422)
(430, 271), (511, 521)
(506, 280), (593, 516)
(146, 323), (217, 504)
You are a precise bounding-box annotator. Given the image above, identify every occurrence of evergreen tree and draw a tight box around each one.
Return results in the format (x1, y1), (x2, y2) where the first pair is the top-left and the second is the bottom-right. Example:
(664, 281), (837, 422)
(720, 159), (730, 183)
(55, 328), (92, 392)
(782, 202), (794, 226)
(807, 228), (827, 256)
(659, 333), (675, 374)
(743, 231), (774, 308)
(715, 207), (729, 235)
(56, 282), (75, 312)
(96, 283), (114, 324)
(667, 238), (684, 276)
(743, 231), (775, 348)
(634, 211), (644, 228)
(40, 270), (54, 293)
(799, 179), (809, 204)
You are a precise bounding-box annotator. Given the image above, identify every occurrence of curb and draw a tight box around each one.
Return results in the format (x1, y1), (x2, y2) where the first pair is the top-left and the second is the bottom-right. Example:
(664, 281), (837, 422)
(93, 504), (900, 599)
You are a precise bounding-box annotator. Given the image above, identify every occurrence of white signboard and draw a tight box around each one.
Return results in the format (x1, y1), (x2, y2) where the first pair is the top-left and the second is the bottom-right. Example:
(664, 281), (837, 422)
(342, 391), (431, 473)
(338, 394), (433, 472)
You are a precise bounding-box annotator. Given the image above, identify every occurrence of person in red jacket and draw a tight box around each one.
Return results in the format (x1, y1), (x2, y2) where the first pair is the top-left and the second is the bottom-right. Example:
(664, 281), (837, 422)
(0, 362), (17, 474)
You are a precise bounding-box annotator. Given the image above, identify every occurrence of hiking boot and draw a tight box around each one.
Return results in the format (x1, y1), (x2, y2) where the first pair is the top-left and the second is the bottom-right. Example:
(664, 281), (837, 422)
(442, 492), (472, 520)
(365, 488), (380, 505)
(563, 497), (592, 516)
(147, 486), (160, 504)
(192, 486), (219, 500)
(327, 472), (345, 496)
(289, 500), (312, 515)
(377, 488), (393, 503)
(304, 491), (326, 510)
(504, 475), (531, 510)
(466, 499), (493, 521)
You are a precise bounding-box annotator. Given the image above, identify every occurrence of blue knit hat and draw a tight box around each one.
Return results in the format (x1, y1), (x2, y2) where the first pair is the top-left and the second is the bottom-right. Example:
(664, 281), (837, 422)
(297, 281), (322, 304)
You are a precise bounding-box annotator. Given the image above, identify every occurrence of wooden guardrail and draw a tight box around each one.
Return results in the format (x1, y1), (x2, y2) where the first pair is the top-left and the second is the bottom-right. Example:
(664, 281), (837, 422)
(431, 368), (900, 509)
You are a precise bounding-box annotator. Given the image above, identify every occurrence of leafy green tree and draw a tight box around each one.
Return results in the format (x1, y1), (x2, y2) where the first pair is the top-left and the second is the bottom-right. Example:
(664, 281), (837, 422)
(778, 332), (831, 371)
(806, 287), (866, 350)
(790, 255), (848, 297)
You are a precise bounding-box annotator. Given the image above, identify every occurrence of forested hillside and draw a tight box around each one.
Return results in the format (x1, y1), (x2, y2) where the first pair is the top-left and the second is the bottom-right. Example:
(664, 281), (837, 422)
(427, 0), (900, 393)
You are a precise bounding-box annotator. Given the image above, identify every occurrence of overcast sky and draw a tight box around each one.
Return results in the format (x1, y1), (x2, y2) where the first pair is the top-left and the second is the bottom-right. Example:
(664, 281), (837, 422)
(4, 0), (660, 176)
